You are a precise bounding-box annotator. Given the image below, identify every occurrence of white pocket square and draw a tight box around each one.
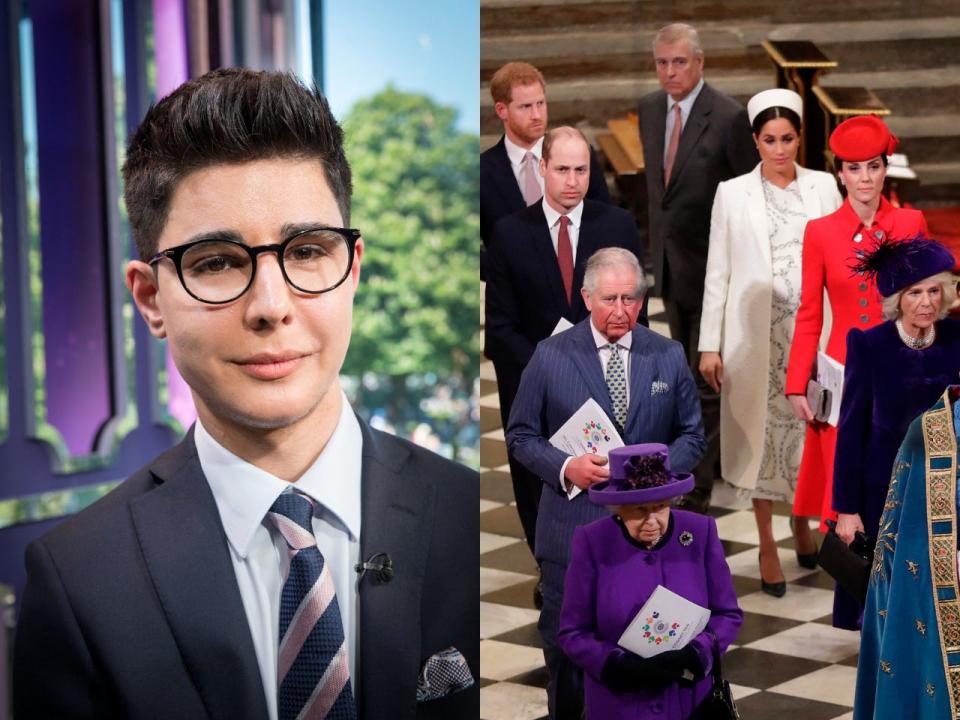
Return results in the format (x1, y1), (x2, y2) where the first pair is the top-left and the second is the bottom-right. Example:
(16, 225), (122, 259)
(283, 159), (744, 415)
(651, 379), (670, 395)
(416, 646), (475, 702)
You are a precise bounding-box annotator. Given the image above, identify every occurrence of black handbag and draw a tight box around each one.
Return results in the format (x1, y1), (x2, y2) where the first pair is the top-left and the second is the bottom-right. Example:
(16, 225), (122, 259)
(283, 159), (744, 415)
(689, 631), (739, 720)
(818, 519), (872, 603)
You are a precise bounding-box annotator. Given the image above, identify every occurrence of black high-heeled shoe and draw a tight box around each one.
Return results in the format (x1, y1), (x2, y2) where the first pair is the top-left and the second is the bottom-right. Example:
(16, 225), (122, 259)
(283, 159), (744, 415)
(759, 552), (786, 597)
(791, 517), (819, 569)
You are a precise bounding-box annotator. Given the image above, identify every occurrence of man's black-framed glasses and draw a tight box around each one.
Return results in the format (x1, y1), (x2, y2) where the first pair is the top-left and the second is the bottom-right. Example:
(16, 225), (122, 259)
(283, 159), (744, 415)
(148, 227), (361, 304)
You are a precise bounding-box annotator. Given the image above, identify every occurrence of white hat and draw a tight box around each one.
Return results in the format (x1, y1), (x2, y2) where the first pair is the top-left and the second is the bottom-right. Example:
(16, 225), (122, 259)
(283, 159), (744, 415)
(747, 88), (803, 126)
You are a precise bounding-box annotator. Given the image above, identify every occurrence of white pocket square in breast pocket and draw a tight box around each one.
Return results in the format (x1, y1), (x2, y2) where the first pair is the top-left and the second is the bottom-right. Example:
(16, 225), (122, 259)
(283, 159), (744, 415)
(416, 646), (475, 702)
(650, 379), (670, 396)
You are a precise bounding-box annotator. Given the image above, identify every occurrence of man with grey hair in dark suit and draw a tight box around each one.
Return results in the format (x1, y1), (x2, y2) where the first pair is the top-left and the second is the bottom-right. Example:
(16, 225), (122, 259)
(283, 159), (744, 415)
(638, 22), (758, 513)
(507, 247), (705, 720)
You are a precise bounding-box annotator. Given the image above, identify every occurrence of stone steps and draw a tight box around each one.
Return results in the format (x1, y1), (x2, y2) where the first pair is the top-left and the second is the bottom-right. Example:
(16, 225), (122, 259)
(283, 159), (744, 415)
(480, 3), (960, 204)
(481, 0), (960, 35)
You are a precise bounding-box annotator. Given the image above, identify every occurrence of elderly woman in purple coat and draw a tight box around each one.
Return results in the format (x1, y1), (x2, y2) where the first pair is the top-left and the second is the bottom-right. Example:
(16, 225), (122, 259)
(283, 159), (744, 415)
(558, 444), (742, 719)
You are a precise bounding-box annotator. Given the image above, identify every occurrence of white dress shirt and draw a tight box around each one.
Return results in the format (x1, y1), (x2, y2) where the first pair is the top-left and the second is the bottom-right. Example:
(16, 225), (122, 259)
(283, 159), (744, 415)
(560, 320), (634, 496)
(541, 197), (584, 262)
(504, 134), (545, 195)
(197, 391), (362, 720)
(662, 77), (705, 167)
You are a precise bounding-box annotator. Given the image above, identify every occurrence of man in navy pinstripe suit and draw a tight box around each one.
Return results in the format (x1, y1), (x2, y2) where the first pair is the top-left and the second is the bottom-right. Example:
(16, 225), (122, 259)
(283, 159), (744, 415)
(506, 248), (705, 720)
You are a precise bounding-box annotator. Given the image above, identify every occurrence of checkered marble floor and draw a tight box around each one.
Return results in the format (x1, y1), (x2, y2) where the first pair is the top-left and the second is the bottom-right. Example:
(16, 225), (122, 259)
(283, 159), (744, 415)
(479, 293), (860, 720)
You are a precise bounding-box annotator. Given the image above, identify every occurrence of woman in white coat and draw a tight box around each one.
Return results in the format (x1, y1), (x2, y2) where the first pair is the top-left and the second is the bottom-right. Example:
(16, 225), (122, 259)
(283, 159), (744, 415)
(698, 89), (842, 596)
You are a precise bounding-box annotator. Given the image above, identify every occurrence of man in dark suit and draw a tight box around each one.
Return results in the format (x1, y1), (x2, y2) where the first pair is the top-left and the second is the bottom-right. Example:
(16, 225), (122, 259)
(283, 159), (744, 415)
(638, 22), (758, 513)
(13, 68), (477, 720)
(486, 126), (642, 564)
(480, 62), (609, 276)
(506, 248), (705, 720)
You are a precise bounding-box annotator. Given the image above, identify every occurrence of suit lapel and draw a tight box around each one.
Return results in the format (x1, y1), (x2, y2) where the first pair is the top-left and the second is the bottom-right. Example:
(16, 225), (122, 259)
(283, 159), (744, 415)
(665, 86), (712, 196)
(569, 321), (617, 422)
(744, 167), (771, 270)
(796, 165), (823, 220)
(647, 97), (668, 190)
(492, 137), (526, 210)
(625, 328), (652, 439)
(131, 433), (269, 720)
(357, 420), (432, 719)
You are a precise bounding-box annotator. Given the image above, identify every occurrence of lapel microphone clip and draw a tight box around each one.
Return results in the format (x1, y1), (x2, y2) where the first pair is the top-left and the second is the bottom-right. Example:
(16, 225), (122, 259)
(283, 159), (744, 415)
(355, 552), (393, 584)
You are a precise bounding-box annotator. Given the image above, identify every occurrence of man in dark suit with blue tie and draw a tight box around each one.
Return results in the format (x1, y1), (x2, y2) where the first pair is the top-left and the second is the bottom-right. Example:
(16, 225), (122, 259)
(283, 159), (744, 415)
(13, 68), (477, 720)
(506, 247), (705, 720)
(485, 127), (642, 567)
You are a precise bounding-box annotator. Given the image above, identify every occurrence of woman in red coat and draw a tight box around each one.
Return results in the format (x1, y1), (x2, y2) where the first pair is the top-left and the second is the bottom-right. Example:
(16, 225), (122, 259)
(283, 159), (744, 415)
(784, 115), (928, 532)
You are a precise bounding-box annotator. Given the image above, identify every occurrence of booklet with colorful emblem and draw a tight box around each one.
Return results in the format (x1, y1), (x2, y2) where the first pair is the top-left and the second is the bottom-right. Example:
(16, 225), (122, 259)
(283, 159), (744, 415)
(548, 398), (624, 499)
(617, 584), (711, 658)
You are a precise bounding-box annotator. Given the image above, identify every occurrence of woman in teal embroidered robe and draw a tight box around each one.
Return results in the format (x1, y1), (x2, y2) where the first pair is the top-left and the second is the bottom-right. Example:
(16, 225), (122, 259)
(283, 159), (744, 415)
(855, 390), (960, 719)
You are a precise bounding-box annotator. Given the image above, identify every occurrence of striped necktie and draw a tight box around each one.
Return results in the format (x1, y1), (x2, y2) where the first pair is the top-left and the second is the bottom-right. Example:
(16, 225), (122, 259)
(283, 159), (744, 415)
(268, 491), (356, 720)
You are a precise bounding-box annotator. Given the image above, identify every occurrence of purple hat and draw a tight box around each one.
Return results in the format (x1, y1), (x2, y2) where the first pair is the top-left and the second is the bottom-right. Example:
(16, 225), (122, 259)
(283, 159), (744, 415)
(850, 234), (956, 298)
(588, 443), (694, 506)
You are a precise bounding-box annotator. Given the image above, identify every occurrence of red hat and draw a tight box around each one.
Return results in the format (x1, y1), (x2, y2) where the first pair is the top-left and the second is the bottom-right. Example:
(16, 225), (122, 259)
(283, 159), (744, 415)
(829, 115), (898, 162)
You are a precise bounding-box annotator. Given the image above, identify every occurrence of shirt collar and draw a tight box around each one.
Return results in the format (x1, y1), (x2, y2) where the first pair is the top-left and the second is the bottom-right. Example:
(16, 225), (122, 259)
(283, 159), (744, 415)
(590, 319), (633, 351)
(197, 389), (363, 559)
(542, 198), (584, 230)
(837, 195), (896, 239)
(666, 77), (705, 115)
(504, 134), (544, 168)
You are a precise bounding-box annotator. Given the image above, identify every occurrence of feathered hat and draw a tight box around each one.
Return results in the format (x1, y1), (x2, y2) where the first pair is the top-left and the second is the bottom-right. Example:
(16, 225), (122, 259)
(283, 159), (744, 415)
(849, 234), (956, 298)
(588, 443), (693, 505)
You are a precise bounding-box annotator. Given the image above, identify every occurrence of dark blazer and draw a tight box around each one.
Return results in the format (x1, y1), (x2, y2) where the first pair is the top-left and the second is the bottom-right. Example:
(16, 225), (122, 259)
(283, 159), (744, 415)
(506, 319), (706, 571)
(484, 199), (643, 369)
(637, 83), (757, 307)
(13, 420), (479, 720)
(480, 135), (611, 248)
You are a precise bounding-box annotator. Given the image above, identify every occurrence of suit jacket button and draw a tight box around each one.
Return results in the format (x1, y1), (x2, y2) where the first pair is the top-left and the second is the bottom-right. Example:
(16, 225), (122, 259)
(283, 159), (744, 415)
(859, 298), (868, 307)
(858, 282), (868, 291)
(645, 554), (655, 564)
(860, 314), (870, 324)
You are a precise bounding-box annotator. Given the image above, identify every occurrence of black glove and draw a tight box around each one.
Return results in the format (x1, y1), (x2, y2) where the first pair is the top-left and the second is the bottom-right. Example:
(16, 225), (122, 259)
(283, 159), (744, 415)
(657, 645), (704, 682)
(601, 650), (685, 693)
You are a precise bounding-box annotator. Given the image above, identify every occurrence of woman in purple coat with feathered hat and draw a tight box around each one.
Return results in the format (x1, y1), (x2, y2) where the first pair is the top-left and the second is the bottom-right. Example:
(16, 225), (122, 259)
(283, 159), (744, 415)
(558, 444), (742, 719)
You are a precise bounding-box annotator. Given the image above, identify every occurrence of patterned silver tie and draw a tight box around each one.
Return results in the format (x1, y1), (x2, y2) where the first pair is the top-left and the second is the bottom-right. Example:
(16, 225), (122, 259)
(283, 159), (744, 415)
(605, 344), (627, 428)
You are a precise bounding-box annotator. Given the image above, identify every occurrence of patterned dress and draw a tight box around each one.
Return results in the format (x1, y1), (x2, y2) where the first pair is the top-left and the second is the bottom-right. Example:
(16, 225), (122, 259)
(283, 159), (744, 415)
(753, 178), (807, 501)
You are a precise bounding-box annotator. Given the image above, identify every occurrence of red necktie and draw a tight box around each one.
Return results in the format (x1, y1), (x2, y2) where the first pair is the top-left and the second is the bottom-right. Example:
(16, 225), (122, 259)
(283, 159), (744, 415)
(558, 215), (574, 305)
(664, 103), (682, 187)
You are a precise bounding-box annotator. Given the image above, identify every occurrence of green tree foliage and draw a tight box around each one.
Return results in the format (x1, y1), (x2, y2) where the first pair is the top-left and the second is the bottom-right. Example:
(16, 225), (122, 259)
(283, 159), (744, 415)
(341, 86), (479, 425)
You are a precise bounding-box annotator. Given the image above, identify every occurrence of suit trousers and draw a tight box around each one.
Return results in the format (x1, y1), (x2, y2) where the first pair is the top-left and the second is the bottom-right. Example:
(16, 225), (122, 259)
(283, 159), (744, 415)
(494, 359), (542, 554)
(539, 561), (584, 720)
(663, 298), (720, 496)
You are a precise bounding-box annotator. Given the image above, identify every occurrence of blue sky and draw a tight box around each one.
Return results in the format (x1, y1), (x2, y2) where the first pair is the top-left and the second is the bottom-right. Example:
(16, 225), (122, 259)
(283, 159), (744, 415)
(323, 1), (478, 134)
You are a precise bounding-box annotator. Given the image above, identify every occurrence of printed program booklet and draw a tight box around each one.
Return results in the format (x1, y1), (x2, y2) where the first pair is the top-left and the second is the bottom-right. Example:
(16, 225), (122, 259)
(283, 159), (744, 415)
(618, 585), (711, 658)
(548, 398), (624, 499)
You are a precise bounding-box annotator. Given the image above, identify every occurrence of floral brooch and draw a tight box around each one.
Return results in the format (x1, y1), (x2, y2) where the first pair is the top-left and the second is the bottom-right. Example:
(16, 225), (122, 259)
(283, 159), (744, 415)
(679, 531), (693, 547)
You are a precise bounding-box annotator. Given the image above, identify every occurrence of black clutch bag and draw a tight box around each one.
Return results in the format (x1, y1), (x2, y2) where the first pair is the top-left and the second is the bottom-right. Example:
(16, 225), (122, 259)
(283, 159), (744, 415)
(689, 631), (740, 720)
(805, 379), (832, 423)
(818, 519), (872, 603)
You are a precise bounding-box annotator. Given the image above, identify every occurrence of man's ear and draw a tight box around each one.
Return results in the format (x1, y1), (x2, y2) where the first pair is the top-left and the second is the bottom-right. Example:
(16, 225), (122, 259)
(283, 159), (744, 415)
(350, 237), (364, 288)
(126, 260), (167, 338)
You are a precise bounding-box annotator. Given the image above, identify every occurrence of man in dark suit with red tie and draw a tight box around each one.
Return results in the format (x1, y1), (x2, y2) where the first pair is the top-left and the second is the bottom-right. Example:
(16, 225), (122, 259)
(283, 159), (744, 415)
(485, 127), (642, 572)
(480, 62), (610, 278)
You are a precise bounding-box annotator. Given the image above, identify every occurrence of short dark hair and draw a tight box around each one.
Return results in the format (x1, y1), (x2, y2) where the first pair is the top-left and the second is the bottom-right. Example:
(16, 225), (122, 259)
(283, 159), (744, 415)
(123, 67), (352, 259)
(751, 106), (801, 136)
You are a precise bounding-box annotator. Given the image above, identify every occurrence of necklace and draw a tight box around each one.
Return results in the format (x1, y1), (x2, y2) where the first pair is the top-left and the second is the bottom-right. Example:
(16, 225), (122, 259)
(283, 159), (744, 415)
(896, 318), (936, 349)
